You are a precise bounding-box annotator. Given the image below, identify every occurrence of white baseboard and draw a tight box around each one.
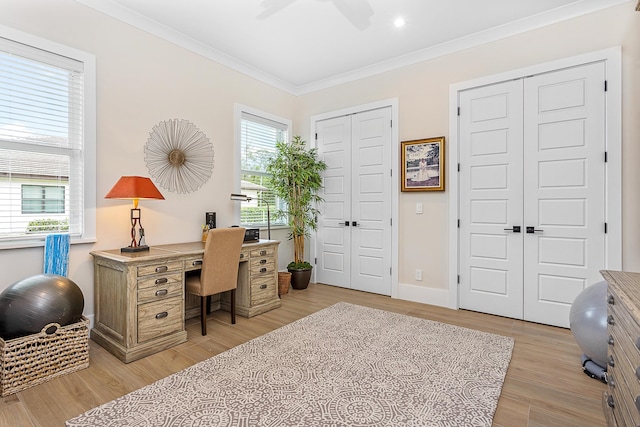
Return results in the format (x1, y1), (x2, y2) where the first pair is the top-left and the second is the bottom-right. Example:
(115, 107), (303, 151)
(396, 282), (453, 309)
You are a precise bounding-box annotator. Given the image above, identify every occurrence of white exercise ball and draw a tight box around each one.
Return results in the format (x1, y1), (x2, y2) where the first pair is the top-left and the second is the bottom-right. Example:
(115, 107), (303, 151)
(569, 281), (608, 368)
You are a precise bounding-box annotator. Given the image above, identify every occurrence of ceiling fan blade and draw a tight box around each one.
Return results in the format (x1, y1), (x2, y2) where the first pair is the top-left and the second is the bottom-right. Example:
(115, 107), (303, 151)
(331, 0), (374, 31)
(257, 0), (297, 20)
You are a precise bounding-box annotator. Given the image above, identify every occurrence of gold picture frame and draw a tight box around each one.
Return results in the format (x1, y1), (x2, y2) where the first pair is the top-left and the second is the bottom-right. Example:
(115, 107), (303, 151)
(401, 137), (445, 192)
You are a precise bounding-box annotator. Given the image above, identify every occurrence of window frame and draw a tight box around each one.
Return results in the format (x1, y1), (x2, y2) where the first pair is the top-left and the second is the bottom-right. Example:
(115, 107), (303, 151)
(0, 24), (96, 249)
(234, 104), (291, 229)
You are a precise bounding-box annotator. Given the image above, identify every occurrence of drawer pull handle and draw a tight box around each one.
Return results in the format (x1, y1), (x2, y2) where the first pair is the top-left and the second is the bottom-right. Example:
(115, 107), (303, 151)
(636, 366), (640, 381)
(260, 259), (267, 264)
(192, 260), (203, 266)
(260, 284), (267, 289)
(635, 395), (640, 413)
(608, 374), (615, 388)
(155, 289), (168, 297)
(155, 311), (168, 319)
(608, 355), (615, 368)
(636, 337), (640, 350)
(260, 250), (266, 256)
(155, 266), (168, 273)
(607, 394), (615, 408)
(260, 267), (267, 273)
(607, 294), (615, 305)
(240, 254), (245, 259)
(155, 278), (168, 285)
(607, 315), (615, 326)
(608, 335), (614, 346)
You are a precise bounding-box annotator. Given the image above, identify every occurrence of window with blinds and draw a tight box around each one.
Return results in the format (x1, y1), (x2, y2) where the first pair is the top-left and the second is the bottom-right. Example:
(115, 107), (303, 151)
(0, 34), (92, 242)
(239, 112), (289, 227)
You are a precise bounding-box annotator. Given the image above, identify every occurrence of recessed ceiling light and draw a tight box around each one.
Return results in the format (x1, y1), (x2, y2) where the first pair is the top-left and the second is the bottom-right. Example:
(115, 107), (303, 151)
(394, 17), (406, 28)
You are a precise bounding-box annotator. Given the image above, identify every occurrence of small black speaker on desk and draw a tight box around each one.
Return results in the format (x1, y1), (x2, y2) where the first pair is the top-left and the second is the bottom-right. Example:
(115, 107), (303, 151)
(205, 212), (216, 229)
(244, 228), (259, 242)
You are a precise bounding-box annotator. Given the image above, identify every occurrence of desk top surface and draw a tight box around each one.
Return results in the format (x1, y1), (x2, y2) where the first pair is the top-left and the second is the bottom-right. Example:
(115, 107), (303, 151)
(91, 239), (279, 263)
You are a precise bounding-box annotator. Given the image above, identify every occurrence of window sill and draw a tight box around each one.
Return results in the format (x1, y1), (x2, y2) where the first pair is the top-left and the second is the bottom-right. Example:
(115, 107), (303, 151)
(0, 236), (97, 251)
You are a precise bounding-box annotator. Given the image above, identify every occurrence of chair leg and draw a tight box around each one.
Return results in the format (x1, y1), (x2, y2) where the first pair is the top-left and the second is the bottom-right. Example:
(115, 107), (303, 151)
(230, 288), (236, 325)
(206, 295), (212, 315)
(200, 295), (207, 336)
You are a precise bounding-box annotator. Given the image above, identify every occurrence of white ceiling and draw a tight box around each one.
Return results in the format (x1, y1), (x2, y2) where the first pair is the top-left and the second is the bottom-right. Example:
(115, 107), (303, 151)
(76, 0), (629, 94)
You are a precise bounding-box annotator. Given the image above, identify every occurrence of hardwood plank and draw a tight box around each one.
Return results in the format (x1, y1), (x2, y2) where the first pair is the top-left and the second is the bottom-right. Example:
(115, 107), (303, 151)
(0, 283), (607, 426)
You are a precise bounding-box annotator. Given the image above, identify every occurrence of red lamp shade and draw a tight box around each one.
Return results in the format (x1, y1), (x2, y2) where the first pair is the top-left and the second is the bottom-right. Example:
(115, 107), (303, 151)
(105, 176), (164, 207)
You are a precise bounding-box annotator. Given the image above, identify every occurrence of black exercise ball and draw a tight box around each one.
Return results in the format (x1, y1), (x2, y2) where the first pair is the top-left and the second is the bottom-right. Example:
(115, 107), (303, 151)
(0, 274), (84, 340)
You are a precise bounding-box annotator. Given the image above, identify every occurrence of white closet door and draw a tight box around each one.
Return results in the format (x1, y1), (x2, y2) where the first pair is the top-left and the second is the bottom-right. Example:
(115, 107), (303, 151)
(350, 108), (392, 295)
(523, 62), (606, 327)
(315, 107), (392, 295)
(316, 115), (352, 288)
(459, 80), (525, 319)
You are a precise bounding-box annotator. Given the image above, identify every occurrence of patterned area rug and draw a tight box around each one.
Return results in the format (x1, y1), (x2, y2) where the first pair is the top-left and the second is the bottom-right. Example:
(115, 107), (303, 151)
(67, 302), (514, 426)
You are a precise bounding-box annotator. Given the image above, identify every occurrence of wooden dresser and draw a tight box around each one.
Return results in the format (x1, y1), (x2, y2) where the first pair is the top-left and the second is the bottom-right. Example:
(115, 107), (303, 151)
(602, 270), (640, 427)
(90, 240), (280, 363)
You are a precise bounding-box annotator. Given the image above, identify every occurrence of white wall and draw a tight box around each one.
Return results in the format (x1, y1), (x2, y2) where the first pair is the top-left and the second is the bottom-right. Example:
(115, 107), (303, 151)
(296, 2), (640, 304)
(0, 1), (638, 322)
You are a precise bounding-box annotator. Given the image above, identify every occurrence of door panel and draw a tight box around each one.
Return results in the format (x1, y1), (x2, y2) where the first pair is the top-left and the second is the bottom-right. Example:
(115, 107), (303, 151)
(350, 108), (392, 295)
(316, 116), (351, 288)
(523, 62), (606, 327)
(459, 79), (524, 319)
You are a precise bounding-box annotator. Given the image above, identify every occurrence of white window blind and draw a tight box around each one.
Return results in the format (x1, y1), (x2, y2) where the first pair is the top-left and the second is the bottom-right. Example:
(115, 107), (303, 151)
(240, 112), (288, 227)
(0, 36), (85, 240)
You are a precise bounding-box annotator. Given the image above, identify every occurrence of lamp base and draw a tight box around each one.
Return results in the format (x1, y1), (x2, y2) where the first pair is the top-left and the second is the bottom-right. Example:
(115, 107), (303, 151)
(121, 245), (150, 253)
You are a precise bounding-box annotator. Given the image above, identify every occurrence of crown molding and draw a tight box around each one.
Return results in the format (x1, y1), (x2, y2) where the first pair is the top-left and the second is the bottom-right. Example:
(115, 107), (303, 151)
(75, 0), (631, 96)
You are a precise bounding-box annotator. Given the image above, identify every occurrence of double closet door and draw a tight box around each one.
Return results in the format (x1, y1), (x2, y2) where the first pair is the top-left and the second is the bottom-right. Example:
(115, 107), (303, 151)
(314, 107), (392, 296)
(458, 62), (606, 328)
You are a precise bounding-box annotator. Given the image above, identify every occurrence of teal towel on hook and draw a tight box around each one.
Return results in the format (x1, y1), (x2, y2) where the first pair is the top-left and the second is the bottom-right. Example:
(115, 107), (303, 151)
(43, 233), (70, 277)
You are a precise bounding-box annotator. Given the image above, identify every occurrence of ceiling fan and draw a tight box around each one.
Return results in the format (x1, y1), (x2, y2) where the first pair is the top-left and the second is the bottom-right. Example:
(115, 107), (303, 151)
(258, 0), (374, 31)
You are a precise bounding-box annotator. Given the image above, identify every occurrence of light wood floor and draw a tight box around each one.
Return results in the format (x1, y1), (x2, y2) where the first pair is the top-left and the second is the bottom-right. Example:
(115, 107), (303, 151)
(0, 283), (606, 426)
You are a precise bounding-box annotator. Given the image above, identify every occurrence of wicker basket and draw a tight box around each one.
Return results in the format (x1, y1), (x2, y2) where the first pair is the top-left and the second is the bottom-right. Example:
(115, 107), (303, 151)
(0, 316), (90, 396)
(278, 271), (291, 296)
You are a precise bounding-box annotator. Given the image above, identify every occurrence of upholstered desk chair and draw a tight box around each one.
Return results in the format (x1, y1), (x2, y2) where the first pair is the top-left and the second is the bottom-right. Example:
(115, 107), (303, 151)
(185, 227), (245, 336)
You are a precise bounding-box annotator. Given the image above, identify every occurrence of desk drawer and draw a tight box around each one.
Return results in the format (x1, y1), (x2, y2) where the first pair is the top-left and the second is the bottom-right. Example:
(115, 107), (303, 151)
(251, 276), (276, 305)
(137, 296), (183, 343)
(138, 280), (183, 303)
(250, 256), (275, 275)
(137, 261), (182, 277)
(250, 247), (275, 258)
(137, 272), (182, 291)
(183, 257), (203, 271)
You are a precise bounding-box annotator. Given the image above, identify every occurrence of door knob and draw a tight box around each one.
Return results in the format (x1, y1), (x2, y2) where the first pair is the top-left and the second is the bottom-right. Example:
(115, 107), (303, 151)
(503, 226), (521, 233)
(526, 226), (544, 234)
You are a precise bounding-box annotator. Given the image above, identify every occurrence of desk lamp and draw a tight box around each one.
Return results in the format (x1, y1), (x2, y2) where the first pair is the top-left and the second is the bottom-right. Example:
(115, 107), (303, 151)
(106, 176), (165, 252)
(230, 193), (271, 239)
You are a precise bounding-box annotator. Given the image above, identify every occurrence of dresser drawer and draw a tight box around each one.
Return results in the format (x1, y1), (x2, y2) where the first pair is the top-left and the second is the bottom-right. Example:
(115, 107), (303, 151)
(250, 276), (276, 305)
(137, 261), (182, 277)
(137, 296), (183, 343)
(138, 279), (183, 303)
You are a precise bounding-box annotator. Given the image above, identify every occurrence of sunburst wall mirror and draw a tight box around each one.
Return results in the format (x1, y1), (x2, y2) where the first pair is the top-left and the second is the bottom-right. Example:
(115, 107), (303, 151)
(144, 119), (214, 194)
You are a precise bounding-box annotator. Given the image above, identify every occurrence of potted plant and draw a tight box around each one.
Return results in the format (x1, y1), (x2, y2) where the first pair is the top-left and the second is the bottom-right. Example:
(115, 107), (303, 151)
(266, 135), (327, 289)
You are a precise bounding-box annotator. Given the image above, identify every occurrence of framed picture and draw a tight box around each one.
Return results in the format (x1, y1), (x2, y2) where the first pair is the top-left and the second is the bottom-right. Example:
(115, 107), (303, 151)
(401, 137), (445, 192)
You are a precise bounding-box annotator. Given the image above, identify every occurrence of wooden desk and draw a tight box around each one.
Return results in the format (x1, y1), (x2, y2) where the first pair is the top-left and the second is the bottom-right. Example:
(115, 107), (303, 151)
(90, 239), (280, 363)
